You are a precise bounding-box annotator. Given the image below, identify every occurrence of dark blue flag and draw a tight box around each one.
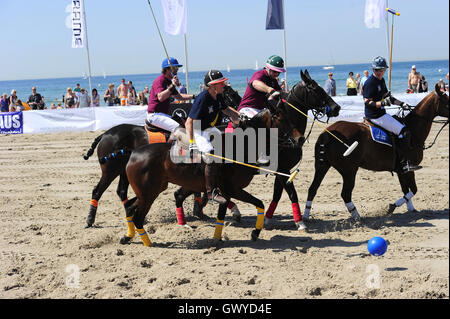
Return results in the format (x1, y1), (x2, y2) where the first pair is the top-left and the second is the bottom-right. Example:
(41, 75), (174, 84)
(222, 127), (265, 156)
(266, 0), (284, 30)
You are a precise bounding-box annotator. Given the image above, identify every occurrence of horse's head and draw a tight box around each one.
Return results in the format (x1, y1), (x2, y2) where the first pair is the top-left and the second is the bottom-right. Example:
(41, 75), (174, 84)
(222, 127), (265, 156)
(222, 84), (242, 109)
(434, 83), (449, 118)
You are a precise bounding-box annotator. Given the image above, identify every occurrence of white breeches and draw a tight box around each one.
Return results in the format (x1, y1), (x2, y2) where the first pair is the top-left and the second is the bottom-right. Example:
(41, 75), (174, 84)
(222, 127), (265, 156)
(146, 112), (180, 132)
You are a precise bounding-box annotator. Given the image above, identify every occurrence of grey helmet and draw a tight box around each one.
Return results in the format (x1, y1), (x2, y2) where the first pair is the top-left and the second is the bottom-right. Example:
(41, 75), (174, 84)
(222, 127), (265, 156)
(372, 56), (389, 70)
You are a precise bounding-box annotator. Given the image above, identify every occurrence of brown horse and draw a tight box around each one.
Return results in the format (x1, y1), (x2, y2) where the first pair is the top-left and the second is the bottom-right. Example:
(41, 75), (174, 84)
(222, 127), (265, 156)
(303, 84), (449, 222)
(123, 108), (300, 247)
(83, 85), (242, 228)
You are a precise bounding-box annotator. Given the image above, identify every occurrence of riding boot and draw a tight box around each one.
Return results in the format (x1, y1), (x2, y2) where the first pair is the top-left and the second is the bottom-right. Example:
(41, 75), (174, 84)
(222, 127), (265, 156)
(205, 163), (227, 205)
(397, 128), (422, 173)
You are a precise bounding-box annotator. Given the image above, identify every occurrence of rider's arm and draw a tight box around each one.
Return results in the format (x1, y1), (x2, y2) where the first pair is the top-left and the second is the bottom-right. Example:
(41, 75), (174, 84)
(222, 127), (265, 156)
(157, 84), (177, 102)
(173, 92), (195, 101)
(364, 98), (381, 109)
(185, 117), (194, 143)
(251, 80), (276, 95)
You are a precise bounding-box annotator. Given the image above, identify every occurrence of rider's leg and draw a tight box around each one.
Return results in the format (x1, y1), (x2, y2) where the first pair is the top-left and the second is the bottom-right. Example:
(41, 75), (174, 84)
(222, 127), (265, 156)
(146, 112), (180, 132)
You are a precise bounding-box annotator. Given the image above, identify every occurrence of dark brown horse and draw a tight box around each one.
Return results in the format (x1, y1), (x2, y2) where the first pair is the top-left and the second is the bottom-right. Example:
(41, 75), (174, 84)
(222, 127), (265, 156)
(303, 84), (449, 222)
(83, 85), (243, 228)
(123, 107), (301, 246)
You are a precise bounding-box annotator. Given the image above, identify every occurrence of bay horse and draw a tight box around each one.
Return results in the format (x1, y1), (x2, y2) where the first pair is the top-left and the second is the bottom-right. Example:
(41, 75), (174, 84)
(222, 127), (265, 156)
(123, 105), (301, 246)
(303, 83), (448, 221)
(83, 85), (242, 228)
(193, 70), (341, 231)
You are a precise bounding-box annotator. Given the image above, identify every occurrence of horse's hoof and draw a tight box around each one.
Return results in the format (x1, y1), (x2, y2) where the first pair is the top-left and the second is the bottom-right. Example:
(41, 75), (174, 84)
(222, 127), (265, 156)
(251, 229), (260, 241)
(119, 236), (133, 245)
(351, 212), (361, 222)
(264, 217), (274, 229)
(85, 223), (93, 229)
(387, 203), (396, 215)
(178, 224), (193, 230)
(296, 221), (307, 231)
(232, 212), (241, 223)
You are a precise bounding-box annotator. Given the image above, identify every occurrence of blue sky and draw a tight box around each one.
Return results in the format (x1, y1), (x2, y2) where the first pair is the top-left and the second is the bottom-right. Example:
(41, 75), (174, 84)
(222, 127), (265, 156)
(1, 0), (448, 81)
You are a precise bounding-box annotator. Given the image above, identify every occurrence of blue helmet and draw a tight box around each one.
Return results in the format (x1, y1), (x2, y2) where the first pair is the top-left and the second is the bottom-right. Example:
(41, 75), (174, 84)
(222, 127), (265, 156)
(371, 56), (389, 70)
(161, 57), (183, 69)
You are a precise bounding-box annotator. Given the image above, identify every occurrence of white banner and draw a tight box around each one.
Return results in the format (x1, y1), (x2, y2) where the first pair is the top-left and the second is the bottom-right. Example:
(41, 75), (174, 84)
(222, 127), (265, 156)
(18, 94), (428, 134)
(364, 0), (386, 29)
(161, 0), (187, 35)
(71, 0), (85, 48)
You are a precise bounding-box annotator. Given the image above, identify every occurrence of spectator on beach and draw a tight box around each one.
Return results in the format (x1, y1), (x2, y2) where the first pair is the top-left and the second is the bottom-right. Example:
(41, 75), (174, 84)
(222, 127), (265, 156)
(91, 88), (100, 106)
(408, 65), (421, 93)
(9, 90), (21, 111)
(1, 93), (9, 112)
(137, 86), (149, 106)
(50, 103), (57, 110)
(104, 84), (116, 106)
(117, 78), (129, 106)
(445, 72), (449, 92)
(127, 92), (136, 105)
(324, 72), (336, 96)
(77, 88), (90, 108)
(27, 86), (45, 110)
(173, 75), (187, 94)
(418, 75), (428, 93)
(128, 81), (137, 100)
(355, 73), (361, 95)
(57, 103), (64, 110)
(346, 72), (357, 96)
(280, 79), (286, 92)
(360, 70), (369, 94)
(147, 57), (195, 133)
(73, 83), (81, 93)
(65, 87), (78, 108)
(438, 79), (445, 92)
(238, 55), (285, 118)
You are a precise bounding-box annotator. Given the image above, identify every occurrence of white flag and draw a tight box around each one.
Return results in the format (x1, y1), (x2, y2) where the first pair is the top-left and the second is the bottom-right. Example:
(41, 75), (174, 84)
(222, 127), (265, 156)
(364, 0), (387, 28)
(161, 0), (187, 35)
(71, 0), (86, 48)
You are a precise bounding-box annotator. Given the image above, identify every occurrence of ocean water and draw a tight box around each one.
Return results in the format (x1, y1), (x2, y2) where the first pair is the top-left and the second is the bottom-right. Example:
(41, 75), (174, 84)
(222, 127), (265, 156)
(0, 59), (448, 107)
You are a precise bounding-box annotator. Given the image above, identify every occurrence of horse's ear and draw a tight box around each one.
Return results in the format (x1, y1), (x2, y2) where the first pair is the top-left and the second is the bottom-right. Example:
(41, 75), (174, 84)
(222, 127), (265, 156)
(300, 69), (307, 82)
(304, 69), (312, 82)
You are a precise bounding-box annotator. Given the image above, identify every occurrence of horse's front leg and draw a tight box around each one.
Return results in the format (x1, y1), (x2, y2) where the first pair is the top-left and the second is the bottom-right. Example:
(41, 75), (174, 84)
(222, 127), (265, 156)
(388, 172), (418, 214)
(230, 189), (265, 241)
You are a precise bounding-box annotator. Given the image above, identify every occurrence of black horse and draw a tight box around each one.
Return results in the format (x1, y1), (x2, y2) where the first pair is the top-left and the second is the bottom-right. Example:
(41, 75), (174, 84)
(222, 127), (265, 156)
(83, 85), (242, 228)
(191, 70), (341, 231)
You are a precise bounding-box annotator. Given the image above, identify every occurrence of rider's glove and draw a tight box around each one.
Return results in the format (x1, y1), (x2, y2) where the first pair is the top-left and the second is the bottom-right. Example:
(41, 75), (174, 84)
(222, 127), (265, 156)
(381, 96), (392, 107)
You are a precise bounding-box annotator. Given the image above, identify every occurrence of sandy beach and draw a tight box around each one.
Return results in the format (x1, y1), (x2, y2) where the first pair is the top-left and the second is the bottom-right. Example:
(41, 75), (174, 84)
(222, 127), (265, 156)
(0, 123), (448, 299)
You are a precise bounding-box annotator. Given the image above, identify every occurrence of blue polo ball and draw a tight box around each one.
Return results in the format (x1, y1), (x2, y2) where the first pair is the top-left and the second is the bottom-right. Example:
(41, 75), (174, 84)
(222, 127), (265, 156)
(367, 236), (387, 256)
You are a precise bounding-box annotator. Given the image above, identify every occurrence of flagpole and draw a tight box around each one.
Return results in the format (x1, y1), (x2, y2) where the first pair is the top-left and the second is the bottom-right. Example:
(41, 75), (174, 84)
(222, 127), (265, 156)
(386, 0), (390, 65)
(82, 0), (93, 104)
(184, 33), (189, 94)
(282, 0), (287, 92)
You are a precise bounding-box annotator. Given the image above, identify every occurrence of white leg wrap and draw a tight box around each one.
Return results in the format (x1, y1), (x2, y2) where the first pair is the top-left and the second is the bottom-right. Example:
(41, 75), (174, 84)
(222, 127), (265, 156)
(345, 201), (360, 221)
(303, 201), (312, 220)
(395, 191), (414, 207)
(406, 198), (415, 211)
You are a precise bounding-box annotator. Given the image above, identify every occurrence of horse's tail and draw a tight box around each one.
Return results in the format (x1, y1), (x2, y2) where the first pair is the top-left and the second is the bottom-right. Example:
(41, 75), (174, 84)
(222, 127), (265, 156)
(83, 133), (104, 160)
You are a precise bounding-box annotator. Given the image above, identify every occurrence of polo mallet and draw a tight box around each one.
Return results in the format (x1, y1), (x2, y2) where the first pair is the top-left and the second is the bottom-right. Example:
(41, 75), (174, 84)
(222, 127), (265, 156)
(386, 8), (400, 91)
(281, 99), (358, 157)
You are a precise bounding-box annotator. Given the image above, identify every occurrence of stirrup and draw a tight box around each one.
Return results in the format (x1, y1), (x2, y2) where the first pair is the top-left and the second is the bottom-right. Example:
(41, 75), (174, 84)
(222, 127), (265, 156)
(401, 162), (422, 173)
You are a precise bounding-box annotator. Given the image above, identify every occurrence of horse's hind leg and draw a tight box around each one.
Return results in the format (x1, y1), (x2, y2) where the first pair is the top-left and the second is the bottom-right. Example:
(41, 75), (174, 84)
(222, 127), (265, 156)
(304, 161), (331, 221)
(388, 172), (417, 214)
(120, 197), (138, 244)
(263, 175), (284, 227)
(86, 169), (118, 228)
(174, 187), (194, 226)
(339, 169), (360, 221)
(230, 189), (265, 241)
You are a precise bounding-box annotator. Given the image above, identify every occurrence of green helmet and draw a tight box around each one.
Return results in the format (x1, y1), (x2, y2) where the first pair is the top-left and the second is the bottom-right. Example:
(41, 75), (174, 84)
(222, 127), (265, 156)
(266, 55), (286, 73)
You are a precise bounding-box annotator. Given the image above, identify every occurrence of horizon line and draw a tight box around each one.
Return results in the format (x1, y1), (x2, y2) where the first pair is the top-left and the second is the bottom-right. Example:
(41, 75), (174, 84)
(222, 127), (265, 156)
(1, 58), (448, 83)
